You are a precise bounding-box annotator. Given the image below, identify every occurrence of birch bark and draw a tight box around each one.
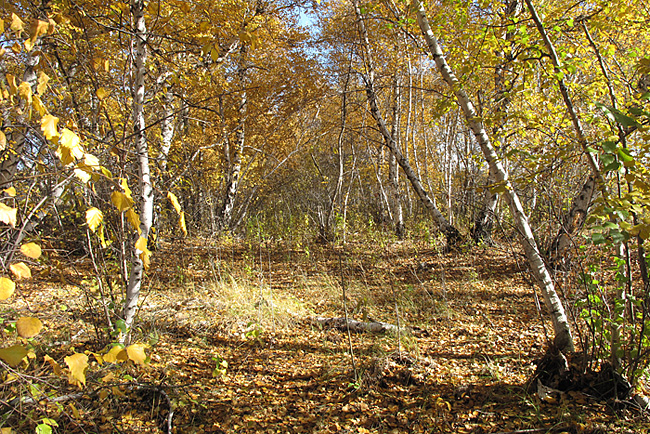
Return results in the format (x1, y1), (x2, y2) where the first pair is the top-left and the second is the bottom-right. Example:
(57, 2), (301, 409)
(413, 0), (574, 351)
(218, 47), (247, 231)
(124, 0), (154, 337)
(353, 0), (460, 245)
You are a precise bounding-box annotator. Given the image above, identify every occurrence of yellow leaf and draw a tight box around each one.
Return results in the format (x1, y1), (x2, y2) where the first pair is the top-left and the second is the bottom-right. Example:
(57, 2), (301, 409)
(0, 344), (28, 367)
(6, 74), (17, 95)
(59, 129), (83, 160)
(104, 59), (110, 72)
(44, 354), (63, 376)
(10, 42), (20, 54)
(111, 191), (133, 212)
(56, 144), (74, 165)
(37, 71), (49, 95)
(29, 19), (49, 42)
(10, 13), (24, 34)
(84, 153), (99, 169)
(126, 343), (148, 366)
(18, 81), (32, 105)
(0, 18), (4, 34)
(10, 262), (31, 279)
(65, 353), (88, 388)
(32, 95), (47, 116)
(0, 131), (5, 151)
(140, 249), (152, 270)
(104, 345), (127, 363)
(167, 191), (182, 214)
(0, 277), (15, 300)
(135, 237), (152, 269)
(126, 208), (141, 233)
(20, 242), (41, 259)
(24, 38), (34, 52)
(16, 316), (43, 338)
(135, 236), (148, 252)
(0, 203), (17, 227)
(73, 166), (91, 183)
(69, 403), (80, 419)
(179, 211), (187, 236)
(1, 427), (11, 434)
(119, 178), (133, 198)
(41, 114), (59, 140)
(96, 87), (109, 100)
(4, 187), (16, 197)
(86, 207), (103, 232)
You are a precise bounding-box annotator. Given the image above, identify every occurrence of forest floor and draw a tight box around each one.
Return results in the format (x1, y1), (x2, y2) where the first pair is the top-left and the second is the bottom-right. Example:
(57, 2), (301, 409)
(3, 236), (650, 433)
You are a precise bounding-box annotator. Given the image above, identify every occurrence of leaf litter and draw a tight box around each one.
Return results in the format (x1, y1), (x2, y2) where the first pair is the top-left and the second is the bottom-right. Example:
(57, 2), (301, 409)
(2, 237), (648, 433)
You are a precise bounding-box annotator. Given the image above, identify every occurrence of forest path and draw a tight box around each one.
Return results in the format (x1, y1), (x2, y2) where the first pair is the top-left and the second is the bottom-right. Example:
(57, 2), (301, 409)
(11, 238), (641, 433)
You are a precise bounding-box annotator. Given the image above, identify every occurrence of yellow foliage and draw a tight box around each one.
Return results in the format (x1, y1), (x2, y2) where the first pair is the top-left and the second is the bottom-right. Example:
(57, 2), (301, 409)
(0, 277), (16, 300)
(16, 316), (43, 338)
(0, 203), (17, 227)
(9, 262), (31, 280)
(86, 207), (104, 232)
(65, 353), (89, 388)
(20, 242), (42, 259)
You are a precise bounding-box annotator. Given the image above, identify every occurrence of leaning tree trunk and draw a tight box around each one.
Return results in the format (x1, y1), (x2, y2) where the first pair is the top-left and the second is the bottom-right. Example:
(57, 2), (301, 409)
(414, 0), (574, 352)
(353, 0), (460, 246)
(124, 0), (154, 338)
(547, 175), (596, 268)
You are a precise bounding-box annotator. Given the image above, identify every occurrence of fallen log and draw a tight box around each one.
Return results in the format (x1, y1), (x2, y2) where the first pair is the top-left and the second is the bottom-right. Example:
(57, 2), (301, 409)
(313, 317), (412, 335)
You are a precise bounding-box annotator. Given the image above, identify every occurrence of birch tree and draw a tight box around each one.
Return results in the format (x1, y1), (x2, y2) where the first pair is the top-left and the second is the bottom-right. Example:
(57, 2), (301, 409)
(413, 0), (574, 351)
(123, 0), (154, 337)
(353, 0), (461, 246)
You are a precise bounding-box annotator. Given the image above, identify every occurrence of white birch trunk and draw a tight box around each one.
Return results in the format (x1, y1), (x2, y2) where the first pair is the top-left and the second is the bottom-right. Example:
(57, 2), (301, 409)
(414, 0), (574, 351)
(388, 77), (405, 238)
(124, 0), (154, 337)
(353, 0), (460, 245)
(218, 48), (247, 231)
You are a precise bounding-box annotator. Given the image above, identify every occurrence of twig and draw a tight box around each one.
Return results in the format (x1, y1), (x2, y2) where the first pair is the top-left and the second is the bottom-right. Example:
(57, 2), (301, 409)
(338, 249), (358, 384)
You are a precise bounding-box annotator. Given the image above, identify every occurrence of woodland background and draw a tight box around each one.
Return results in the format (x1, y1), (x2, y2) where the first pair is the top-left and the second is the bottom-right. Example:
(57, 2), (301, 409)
(1, 0), (650, 432)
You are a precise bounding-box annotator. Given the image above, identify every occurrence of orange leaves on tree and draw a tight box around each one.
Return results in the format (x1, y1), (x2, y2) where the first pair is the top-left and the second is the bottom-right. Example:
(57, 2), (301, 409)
(0, 203), (17, 227)
(96, 87), (109, 100)
(0, 344), (28, 367)
(18, 81), (32, 107)
(20, 242), (42, 259)
(0, 278), (15, 300)
(6, 74), (17, 96)
(16, 316), (43, 338)
(25, 19), (50, 52)
(65, 352), (88, 388)
(10, 262), (31, 279)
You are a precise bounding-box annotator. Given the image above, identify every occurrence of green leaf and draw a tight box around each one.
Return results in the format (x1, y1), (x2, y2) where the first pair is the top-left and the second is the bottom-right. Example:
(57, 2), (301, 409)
(610, 108), (640, 128)
(601, 140), (617, 153)
(617, 148), (634, 162)
(591, 232), (606, 244)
